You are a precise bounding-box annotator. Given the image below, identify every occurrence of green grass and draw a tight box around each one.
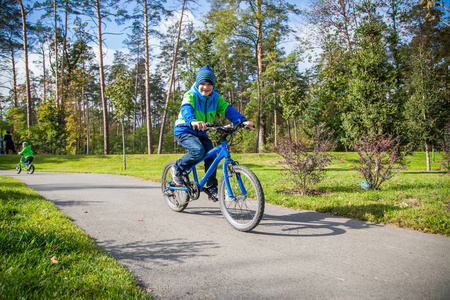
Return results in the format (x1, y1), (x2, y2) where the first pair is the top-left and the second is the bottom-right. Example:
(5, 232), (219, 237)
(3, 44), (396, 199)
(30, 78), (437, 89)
(1, 152), (449, 236)
(0, 176), (150, 299)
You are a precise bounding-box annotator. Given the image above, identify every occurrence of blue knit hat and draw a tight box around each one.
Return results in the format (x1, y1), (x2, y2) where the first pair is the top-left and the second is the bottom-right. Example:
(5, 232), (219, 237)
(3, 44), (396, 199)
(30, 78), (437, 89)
(195, 65), (216, 87)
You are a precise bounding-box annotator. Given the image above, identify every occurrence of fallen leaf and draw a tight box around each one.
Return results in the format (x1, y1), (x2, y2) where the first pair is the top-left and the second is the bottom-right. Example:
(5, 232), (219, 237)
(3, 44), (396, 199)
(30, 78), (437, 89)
(51, 256), (58, 264)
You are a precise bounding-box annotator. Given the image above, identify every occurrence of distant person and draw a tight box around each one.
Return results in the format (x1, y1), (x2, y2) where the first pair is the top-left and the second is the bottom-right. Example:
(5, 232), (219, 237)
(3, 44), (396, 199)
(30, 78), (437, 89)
(18, 141), (34, 169)
(3, 131), (16, 154)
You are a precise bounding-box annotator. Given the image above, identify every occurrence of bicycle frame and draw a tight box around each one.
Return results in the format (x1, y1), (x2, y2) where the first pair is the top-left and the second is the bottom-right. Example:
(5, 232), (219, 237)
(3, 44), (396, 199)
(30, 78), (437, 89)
(167, 139), (246, 201)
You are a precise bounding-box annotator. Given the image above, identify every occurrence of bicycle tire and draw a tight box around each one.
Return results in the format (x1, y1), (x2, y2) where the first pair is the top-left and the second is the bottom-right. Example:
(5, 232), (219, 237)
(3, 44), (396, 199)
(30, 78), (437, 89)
(15, 164), (22, 174)
(27, 164), (35, 174)
(218, 165), (264, 232)
(161, 161), (189, 212)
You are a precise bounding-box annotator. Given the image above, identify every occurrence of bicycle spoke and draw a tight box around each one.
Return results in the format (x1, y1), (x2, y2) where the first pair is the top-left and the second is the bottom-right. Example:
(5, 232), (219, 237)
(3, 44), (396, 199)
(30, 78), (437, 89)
(219, 165), (264, 232)
(161, 161), (189, 212)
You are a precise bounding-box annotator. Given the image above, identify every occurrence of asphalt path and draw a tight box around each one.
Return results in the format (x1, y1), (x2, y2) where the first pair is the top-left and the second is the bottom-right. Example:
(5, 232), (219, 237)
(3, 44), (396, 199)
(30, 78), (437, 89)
(1, 170), (449, 299)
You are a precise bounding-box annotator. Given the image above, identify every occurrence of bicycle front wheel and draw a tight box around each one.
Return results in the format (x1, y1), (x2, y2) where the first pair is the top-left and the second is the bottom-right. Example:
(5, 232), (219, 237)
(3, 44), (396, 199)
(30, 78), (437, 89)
(15, 164), (22, 174)
(161, 161), (189, 212)
(218, 165), (264, 232)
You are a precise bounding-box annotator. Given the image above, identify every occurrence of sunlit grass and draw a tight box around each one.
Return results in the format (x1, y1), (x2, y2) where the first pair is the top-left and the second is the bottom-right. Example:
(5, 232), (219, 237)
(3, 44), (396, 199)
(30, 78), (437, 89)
(0, 176), (150, 299)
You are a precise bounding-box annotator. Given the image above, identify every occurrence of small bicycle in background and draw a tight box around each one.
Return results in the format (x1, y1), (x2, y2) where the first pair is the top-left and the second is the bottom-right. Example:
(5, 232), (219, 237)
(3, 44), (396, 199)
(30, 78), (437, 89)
(161, 122), (265, 232)
(16, 155), (35, 174)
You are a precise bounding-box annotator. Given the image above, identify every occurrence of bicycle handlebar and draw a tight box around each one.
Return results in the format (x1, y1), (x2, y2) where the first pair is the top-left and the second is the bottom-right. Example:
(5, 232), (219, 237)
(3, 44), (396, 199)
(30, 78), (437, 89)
(205, 121), (254, 131)
(192, 121), (253, 132)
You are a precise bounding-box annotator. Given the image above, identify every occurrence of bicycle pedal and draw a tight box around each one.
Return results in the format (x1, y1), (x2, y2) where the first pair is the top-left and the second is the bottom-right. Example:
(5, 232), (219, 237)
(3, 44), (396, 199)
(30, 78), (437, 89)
(208, 196), (218, 202)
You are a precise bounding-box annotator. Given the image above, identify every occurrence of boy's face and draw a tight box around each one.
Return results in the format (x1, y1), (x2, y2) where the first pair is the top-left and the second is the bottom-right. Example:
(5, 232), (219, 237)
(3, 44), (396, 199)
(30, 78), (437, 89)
(198, 82), (213, 96)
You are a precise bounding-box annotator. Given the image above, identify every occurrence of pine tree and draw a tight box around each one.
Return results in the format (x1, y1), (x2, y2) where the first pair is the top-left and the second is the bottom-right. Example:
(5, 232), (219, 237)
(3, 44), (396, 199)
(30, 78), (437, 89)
(342, 0), (398, 145)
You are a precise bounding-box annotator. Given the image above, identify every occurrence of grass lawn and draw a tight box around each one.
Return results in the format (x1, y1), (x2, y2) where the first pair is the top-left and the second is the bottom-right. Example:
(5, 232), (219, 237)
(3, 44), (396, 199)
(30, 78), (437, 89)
(0, 152), (448, 236)
(0, 176), (150, 299)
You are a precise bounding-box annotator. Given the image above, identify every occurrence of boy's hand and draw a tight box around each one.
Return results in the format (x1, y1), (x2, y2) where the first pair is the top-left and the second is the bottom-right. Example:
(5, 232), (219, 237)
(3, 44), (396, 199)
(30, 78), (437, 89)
(244, 121), (254, 128)
(191, 121), (207, 131)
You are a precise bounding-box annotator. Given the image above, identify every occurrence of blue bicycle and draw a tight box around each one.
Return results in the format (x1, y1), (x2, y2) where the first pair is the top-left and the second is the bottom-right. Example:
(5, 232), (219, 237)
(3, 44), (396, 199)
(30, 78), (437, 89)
(161, 122), (265, 232)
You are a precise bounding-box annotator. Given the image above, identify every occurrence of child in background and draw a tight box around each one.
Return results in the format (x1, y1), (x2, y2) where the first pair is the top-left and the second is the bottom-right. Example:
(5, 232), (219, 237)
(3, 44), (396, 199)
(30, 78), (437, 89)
(18, 142), (34, 169)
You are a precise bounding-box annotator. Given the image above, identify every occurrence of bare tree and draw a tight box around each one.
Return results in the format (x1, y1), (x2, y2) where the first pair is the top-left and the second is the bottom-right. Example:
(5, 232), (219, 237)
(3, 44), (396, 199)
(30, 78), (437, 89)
(157, 0), (186, 154)
(16, 0), (32, 129)
(95, 0), (109, 154)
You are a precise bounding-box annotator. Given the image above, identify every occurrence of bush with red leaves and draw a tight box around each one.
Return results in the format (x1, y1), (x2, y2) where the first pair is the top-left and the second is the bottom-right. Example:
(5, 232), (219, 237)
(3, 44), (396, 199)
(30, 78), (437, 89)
(352, 130), (410, 190)
(276, 125), (336, 195)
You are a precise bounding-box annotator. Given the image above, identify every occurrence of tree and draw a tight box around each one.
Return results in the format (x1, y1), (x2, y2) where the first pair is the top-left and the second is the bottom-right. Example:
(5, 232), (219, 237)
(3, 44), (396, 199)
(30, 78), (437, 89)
(16, 0), (33, 129)
(404, 47), (447, 170)
(106, 70), (134, 168)
(158, 0), (186, 154)
(421, 0), (450, 26)
(0, 0), (23, 107)
(341, 0), (398, 145)
(81, 0), (123, 154)
(207, 0), (299, 152)
(125, 0), (167, 154)
(404, 2), (450, 169)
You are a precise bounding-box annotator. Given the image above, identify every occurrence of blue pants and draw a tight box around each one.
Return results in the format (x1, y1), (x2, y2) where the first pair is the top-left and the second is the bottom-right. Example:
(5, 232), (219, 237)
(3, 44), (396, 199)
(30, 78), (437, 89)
(174, 133), (217, 188)
(24, 156), (34, 166)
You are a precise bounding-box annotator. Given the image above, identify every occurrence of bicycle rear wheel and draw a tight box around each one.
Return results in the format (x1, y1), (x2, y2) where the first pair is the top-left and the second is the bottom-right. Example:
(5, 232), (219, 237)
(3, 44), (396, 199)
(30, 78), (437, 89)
(15, 164), (22, 174)
(161, 161), (189, 212)
(27, 164), (35, 174)
(218, 165), (264, 232)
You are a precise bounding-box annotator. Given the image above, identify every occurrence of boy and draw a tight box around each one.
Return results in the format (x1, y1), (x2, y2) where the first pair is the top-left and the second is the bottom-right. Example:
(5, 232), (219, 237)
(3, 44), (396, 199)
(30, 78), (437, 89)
(171, 65), (253, 201)
(18, 142), (34, 169)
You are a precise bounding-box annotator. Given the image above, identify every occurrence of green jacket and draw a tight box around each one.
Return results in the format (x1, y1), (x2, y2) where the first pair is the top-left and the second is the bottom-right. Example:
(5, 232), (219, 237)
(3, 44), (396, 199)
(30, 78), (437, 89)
(174, 83), (246, 137)
(19, 145), (34, 158)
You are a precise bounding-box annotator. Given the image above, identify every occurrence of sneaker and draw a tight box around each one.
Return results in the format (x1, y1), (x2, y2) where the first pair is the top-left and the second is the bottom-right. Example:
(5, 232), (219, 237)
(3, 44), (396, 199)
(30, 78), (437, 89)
(170, 166), (183, 186)
(204, 186), (218, 202)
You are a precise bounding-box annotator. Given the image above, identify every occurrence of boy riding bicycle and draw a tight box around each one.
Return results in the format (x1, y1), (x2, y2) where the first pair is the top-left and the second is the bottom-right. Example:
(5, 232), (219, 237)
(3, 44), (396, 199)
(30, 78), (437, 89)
(171, 65), (253, 201)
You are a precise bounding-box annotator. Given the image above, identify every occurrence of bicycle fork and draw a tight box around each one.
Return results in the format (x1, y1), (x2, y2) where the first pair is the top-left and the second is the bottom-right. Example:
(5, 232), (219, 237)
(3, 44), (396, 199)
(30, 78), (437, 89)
(223, 159), (247, 201)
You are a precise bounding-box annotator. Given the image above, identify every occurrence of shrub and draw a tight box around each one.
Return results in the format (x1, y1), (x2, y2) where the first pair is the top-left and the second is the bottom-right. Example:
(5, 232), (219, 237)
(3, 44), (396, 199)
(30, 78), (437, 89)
(438, 123), (450, 173)
(352, 130), (410, 190)
(276, 124), (336, 195)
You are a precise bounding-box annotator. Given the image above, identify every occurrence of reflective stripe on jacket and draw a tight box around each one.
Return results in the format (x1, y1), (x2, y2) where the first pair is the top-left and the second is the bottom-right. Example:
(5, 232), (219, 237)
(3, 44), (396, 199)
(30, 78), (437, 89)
(174, 83), (246, 137)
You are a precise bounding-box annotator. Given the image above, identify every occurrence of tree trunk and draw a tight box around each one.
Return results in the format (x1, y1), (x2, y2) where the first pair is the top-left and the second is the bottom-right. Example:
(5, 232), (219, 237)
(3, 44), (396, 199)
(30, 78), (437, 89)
(54, 0), (59, 106)
(17, 0), (32, 129)
(254, 0), (264, 153)
(144, 0), (153, 154)
(96, 0), (109, 154)
(122, 117), (126, 170)
(432, 144), (435, 163)
(424, 107), (430, 171)
(287, 119), (291, 141)
(10, 43), (18, 107)
(59, 0), (69, 118)
(157, 0), (186, 154)
(41, 44), (47, 102)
